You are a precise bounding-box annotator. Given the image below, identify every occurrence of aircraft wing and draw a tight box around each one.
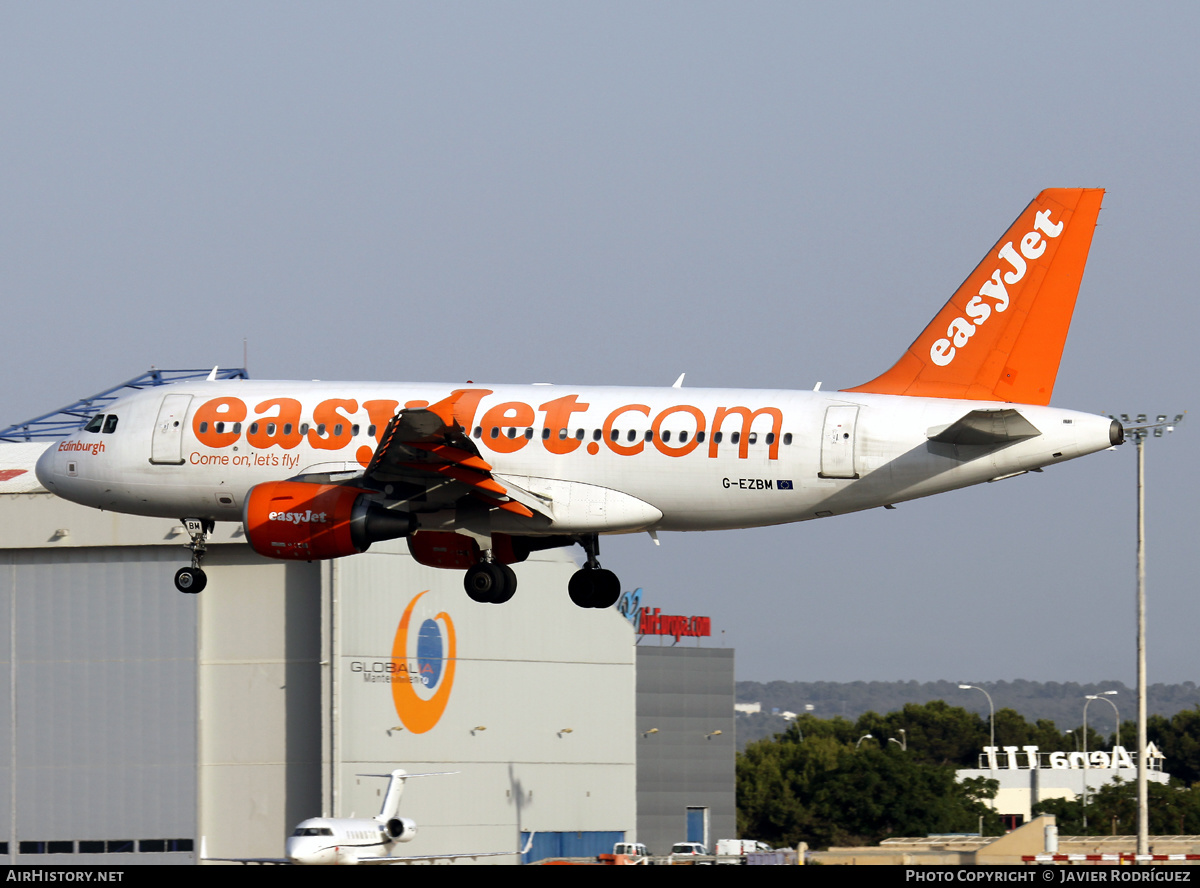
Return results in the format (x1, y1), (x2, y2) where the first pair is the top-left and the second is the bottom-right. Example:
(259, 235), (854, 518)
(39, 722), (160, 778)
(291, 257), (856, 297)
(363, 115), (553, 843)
(358, 850), (521, 864)
(362, 392), (537, 519)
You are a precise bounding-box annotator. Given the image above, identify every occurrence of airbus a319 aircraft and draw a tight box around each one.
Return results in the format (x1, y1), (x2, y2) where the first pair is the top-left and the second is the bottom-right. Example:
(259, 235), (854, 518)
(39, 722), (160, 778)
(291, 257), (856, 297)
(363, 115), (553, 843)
(36, 189), (1120, 608)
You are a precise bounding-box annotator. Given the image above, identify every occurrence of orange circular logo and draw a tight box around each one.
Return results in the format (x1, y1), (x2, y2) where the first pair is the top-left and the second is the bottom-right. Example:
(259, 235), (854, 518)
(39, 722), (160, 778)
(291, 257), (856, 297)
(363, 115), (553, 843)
(391, 591), (457, 733)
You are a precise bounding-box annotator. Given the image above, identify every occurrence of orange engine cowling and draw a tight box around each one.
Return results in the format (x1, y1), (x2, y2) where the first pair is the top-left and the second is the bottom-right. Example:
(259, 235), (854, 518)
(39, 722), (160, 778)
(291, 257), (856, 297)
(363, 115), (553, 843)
(243, 481), (416, 561)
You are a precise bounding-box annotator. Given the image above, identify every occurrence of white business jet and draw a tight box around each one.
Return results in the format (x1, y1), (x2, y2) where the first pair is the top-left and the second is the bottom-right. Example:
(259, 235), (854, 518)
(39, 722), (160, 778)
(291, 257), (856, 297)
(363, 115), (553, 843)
(208, 769), (525, 865)
(36, 189), (1122, 608)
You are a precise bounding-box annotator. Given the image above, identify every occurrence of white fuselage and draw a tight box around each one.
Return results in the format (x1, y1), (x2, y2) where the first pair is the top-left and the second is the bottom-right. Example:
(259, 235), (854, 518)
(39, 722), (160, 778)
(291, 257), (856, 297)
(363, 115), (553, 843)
(286, 817), (396, 865)
(34, 379), (1118, 536)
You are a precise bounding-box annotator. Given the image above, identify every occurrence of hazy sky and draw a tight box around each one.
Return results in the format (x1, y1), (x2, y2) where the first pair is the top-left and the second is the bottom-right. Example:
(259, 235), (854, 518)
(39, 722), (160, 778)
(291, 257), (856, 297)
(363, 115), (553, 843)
(2, 3), (1196, 686)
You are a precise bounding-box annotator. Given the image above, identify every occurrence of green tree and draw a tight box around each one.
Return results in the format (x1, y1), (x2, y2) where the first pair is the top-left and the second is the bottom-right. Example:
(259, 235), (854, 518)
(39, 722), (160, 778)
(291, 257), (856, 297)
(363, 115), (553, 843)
(738, 708), (1001, 849)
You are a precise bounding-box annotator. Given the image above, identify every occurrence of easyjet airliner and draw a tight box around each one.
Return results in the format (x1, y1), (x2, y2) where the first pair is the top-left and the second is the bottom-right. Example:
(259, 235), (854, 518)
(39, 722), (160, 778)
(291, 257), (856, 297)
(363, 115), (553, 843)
(36, 189), (1121, 608)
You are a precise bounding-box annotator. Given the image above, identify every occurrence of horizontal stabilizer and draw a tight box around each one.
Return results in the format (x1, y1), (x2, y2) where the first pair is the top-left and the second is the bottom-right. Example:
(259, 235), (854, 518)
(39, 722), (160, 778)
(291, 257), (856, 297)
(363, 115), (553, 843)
(927, 409), (1041, 445)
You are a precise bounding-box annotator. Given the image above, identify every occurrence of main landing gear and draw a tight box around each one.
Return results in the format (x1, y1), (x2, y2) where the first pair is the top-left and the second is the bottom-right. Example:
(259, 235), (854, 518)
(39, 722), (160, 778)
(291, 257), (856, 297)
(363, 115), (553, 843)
(174, 518), (212, 594)
(463, 559), (517, 604)
(567, 534), (620, 609)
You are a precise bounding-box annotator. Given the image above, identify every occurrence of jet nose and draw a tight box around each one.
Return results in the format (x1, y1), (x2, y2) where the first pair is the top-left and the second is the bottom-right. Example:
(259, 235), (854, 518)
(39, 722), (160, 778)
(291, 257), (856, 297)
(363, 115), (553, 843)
(34, 441), (60, 492)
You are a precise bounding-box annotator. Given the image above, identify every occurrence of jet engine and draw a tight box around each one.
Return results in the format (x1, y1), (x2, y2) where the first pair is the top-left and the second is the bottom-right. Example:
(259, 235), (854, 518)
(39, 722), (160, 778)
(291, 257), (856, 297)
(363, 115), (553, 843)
(243, 480), (415, 561)
(385, 817), (417, 843)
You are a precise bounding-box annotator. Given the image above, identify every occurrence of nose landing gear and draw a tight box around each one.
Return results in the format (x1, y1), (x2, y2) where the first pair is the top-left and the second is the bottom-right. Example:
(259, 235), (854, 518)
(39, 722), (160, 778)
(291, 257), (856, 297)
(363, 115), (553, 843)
(174, 518), (213, 594)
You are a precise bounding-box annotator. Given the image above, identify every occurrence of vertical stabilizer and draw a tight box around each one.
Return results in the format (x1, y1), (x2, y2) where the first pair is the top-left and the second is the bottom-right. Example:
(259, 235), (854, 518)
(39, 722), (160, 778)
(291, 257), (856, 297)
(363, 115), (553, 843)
(844, 188), (1104, 405)
(378, 769), (408, 821)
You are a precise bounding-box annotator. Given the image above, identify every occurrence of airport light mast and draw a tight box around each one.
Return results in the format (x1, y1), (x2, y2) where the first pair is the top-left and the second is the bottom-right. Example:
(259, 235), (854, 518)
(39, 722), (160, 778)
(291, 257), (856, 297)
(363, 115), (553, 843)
(1110, 412), (1184, 861)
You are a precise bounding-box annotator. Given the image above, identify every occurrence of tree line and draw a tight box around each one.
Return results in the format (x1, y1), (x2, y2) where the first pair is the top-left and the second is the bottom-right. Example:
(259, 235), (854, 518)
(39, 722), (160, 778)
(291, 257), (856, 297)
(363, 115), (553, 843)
(737, 701), (1200, 849)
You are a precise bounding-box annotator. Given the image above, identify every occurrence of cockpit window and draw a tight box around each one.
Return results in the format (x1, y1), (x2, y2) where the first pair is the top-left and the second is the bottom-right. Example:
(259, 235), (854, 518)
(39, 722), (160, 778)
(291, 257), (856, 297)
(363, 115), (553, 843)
(292, 827), (333, 837)
(102, 415), (118, 434)
(84, 415), (105, 433)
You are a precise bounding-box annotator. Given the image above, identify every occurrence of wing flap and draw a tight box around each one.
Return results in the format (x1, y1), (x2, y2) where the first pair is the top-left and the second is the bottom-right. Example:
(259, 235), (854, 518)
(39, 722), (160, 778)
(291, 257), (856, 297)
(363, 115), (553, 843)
(364, 391), (545, 519)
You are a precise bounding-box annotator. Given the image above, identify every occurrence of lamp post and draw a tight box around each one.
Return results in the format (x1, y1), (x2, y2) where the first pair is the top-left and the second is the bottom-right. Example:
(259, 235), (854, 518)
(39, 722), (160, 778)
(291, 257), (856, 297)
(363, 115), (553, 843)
(1087, 691), (1121, 748)
(960, 684), (995, 768)
(1109, 412), (1184, 860)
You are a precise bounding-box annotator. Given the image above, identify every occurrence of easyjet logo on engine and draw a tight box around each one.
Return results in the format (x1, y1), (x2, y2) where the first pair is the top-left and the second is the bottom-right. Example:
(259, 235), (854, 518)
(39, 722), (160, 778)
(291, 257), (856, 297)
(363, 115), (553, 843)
(268, 509), (329, 525)
(929, 207), (1065, 367)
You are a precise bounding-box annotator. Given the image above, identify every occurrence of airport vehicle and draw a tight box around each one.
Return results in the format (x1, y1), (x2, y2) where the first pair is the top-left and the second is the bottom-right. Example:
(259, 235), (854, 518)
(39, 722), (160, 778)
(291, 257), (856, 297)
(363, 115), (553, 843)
(35, 189), (1119, 608)
(670, 842), (709, 860)
(209, 769), (522, 865)
(715, 838), (772, 863)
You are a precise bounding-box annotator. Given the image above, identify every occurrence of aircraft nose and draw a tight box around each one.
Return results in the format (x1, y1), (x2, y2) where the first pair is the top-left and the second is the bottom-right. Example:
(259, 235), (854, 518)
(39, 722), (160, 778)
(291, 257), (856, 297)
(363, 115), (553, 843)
(34, 442), (60, 491)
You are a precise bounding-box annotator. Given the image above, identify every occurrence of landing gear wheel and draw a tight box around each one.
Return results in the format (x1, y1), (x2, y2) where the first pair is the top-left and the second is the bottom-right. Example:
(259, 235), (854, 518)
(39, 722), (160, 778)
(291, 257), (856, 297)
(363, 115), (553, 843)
(569, 566), (621, 609)
(465, 563), (503, 602)
(590, 568), (621, 609)
(174, 566), (207, 594)
(465, 562), (518, 604)
(491, 564), (518, 604)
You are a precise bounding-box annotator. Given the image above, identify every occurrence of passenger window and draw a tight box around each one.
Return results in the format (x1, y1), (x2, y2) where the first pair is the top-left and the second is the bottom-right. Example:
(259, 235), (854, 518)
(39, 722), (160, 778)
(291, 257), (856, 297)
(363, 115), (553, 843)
(575, 429), (584, 440)
(490, 427), (499, 439)
(299, 423), (310, 435)
(351, 424), (360, 436)
(216, 422), (225, 434)
(679, 430), (688, 443)
(524, 428), (533, 439)
(662, 430), (671, 443)
(333, 424), (344, 436)
(610, 429), (619, 441)
(559, 428), (568, 440)
(731, 432), (740, 444)
(249, 423), (259, 435)
(644, 430), (653, 442)
(542, 428), (550, 440)
(233, 422), (242, 434)
(766, 432), (775, 445)
(472, 426), (481, 439)
(783, 433), (793, 445)
(283, 423), (293, 436)
(198, 422), (208, 434)
(713, 431), (723, 444)
(84, 415), (104, 433)
(316, 424), (327, 436)
(696, 431), (706, 443)
(266, 423), (277, 436)
(626, 430), (636, 443)
(748, 432), (757, 444)
(593, 429), (602, 441)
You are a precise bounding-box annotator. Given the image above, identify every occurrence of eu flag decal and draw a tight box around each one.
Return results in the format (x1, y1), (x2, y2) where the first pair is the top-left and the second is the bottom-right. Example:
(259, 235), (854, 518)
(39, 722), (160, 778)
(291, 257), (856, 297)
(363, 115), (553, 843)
(777, 480), (794, 490)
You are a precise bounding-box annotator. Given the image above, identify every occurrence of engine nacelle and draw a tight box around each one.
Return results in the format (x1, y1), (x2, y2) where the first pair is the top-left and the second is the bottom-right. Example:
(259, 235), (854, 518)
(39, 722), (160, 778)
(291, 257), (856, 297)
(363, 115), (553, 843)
(385, 817), (417, 842)
(407, 530), (577, 569)
(243, 480), (415, 561)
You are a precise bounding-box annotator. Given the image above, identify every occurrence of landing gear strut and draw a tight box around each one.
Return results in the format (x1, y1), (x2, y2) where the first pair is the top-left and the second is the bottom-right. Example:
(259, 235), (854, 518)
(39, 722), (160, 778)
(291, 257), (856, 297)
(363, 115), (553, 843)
(174, 518), (212, 594)
(568, 534), (620, 609)
(464, 557), (517, 604)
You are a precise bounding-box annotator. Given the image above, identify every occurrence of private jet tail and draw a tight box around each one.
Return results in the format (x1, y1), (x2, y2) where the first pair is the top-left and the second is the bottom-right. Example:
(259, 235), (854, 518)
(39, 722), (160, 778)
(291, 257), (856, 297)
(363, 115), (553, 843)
(364, 769), (458, 822)
(845, 188), (1104, 405)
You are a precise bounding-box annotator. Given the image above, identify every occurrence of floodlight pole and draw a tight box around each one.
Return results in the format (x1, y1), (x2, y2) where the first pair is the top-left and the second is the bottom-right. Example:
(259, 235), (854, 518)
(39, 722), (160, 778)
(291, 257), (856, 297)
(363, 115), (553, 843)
(1111, 412), (1184, 861)
(1136, 429), (1148, 859)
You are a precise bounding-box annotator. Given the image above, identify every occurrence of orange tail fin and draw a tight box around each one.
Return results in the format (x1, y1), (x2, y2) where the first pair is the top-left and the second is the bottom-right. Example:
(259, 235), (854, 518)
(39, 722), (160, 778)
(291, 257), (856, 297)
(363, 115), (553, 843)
(844, 188), (1104, 406)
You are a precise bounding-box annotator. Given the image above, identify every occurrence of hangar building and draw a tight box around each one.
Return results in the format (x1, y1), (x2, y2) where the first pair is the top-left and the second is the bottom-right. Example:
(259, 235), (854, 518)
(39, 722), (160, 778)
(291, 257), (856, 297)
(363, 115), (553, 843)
(0, 371), (734, 864)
